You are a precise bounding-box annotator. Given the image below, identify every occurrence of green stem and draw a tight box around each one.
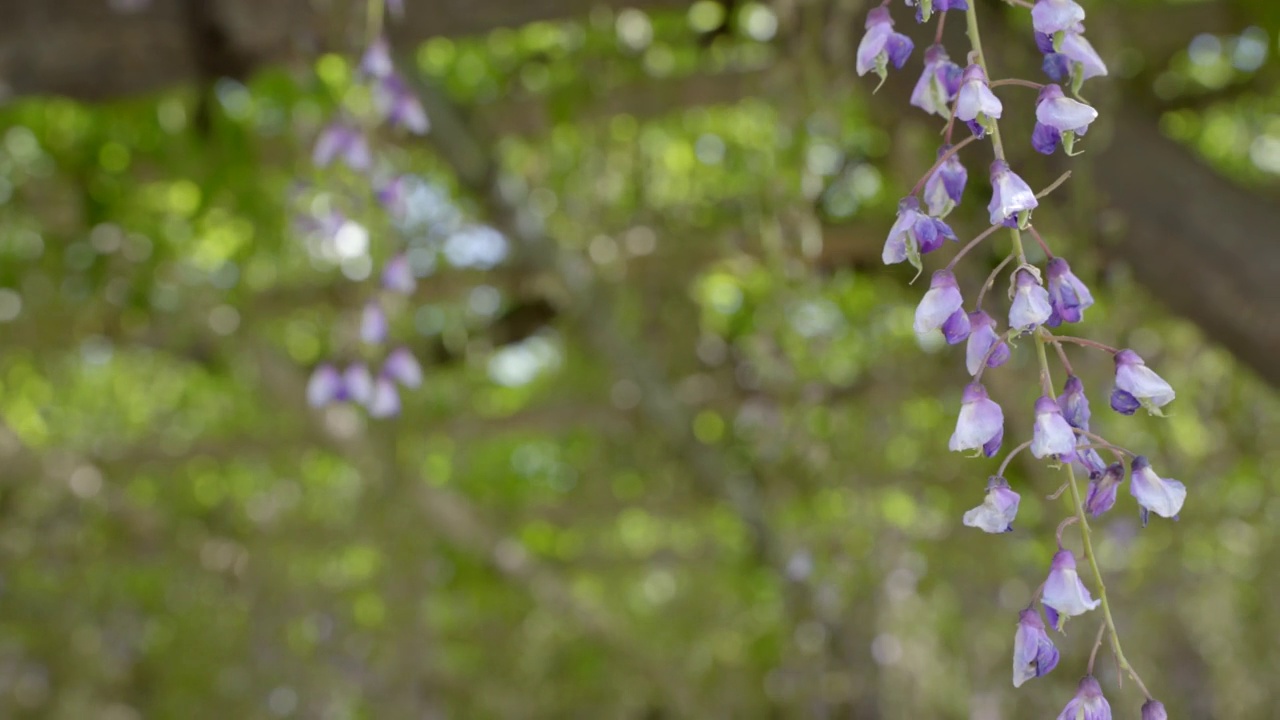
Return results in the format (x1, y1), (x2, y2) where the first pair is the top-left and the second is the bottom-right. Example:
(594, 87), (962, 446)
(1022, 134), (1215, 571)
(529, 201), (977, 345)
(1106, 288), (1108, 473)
(965, 0), (1152, 700)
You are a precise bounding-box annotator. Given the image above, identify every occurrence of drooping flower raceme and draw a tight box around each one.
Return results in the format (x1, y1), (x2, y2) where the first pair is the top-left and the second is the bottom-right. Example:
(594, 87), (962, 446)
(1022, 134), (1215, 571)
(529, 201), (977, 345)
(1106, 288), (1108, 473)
(1056, 676), (1112, 720)
(1012, 608), (1059, 687)
(1009, 267), (1052, 332)
(1031, 395), (1076, 460)
(965, 311), (1011, 376)
(949, 382), (1004, 457)
(856, 8), (914, 87)
(882, 196), (957, 271)
(988, 160), (1038, 226)
(923, 145), (968, 217)
(1110, 349), (1175, 415)
(963, 475), (1020, 533)
(1044, 257), (1094, 325)
(911, 45), (964, 118)
(1041, 549), (1100, 619)
(1033, 84), (1098, 156)
(1130, 456), (1187, 525)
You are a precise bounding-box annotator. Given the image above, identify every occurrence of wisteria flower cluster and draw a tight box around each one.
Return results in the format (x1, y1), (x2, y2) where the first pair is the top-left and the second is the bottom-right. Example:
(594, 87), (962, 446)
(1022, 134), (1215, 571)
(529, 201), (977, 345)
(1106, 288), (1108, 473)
(861, 0), (1183, 714)
(303, 0), (428, 418)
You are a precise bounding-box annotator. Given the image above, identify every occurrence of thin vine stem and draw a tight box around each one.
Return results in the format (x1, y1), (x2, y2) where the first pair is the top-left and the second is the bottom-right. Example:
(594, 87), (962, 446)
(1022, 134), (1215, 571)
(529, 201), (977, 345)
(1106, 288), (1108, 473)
(910, 134), (979, 197)
(989, 78), (1045, 90)
(946, 221), (1002, 270)
(966, 0), (1152, 699)
(996, 439), (1034, 477)
(975, 252), (1015, 308)
(1044, 333), (1120, 354)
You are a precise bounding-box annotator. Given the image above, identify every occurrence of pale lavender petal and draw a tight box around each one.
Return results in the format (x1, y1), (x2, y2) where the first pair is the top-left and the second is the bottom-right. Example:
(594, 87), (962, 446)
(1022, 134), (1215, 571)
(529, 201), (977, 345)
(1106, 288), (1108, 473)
(381, 253), (416, 294)
(1130, 456), (1187, 520)
(1008, 269), (1052, 331)
(382, 347), (423, 388)
(1042, 550), (1100, 617)
(306, 363), (343, 407)
(1061, 31), (1108, 80)
(949, 383), (1004, 453)
(361, 302), (388, 345)
(343, 363), (374, 405)
(1031, 0), (1085, 35)
(964, 476), (1020, 534)
(367, 376), (401, 418)
(914, 269), (965, 334)
(1031, 395), (1077, 459)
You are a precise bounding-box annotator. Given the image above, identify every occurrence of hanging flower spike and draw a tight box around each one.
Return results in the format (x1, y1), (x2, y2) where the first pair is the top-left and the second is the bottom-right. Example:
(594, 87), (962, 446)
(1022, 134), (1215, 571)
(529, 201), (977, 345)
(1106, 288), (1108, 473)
(963, 475), (1020, 533)
(382, 347), (424, 388)
(1042, 549), (1100, 620)
(1031, 0), (1085, 36)
(949, 382), (1005, 456)
(359, 37), (394, 79)
(1031, 395), (1077, 459)
(955, 64), (1003, 137)
(381, 253), (416, 295)
(1110, 349), (1175, 415)
(882, 196), (957, 273)
(375, 75), (430, 135)
(1141, 700), (1168, 720)
(911, 45), (964, 118)
(306, 363), (344, 407)
(1045, 257), (1095, 326)
(1130, 455), (1187, 526)
(367, 376), (401, 418)
(1033, 84), (1098, 156)
(360, 301), (389, 345)
(1056, 375), (1091, 430)
(905, 0), (968, 24)
(923, 144), (968, 217)
(343, 363), (374, 405)
(988, 160), (1038, 227)
(857, 7), (915, 90)
(312, 122), (372, 171)
(965, 311), (1011, 376)
(1084, 461), (1124, 516)
(1009, 267), (1053, 332)
(1012, 607), (1059, 687)
(1056, 676), (1112, 720)
(914, 269), (966, 335)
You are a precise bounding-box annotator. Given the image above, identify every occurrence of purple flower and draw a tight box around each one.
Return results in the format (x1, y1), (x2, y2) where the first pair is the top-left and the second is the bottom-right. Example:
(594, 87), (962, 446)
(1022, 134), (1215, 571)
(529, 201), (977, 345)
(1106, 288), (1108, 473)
(1032, 0), (1085, 35)
(949, 382), (1004, 456)
(923, 145), (968, 217)
(1031, 395), (1077, 459)
(1110, 349), (1175, 415)
(360, 301), (388, 345)
(904, 0), (968, 23)
(360, 37), (394, 78)
(367, 376), (401, 418)
(1130, 456), (1187, 525)
(955, 64), (1003, 130)
(1084, 462), (1124, 516)
(382, 347), (423, 388)
(941, 308), (971, 344)
(1012, 607), (1059, 687)
(882, 197), (957, 272)
(963, 475), (1020, 533)
(1057, 676), (1112, 720)
(1034, 84), (1098, 155)
(1056, 375), (1091, 430)
(1075, 446), (1107, 478)
(313, 122), (371, 171)
(1060, 29), (1109, 84)
(856, 8), (914, 87)
(914, 269), (965, 335)
(1045, 257), (1095, 326)
(911, 45), (964, 118)
(965, 311), (1010, 376)
(1042, 549), (1100, 619)
(1009, 267), (1052, 332)
(1141, 700), (1168, 720)
(375, 75), (430, 134)
(343, 363), (374, 405)
(382, 253), (416, 294)
(988, 160), (1038, 226)
(306, 363), (344, 407)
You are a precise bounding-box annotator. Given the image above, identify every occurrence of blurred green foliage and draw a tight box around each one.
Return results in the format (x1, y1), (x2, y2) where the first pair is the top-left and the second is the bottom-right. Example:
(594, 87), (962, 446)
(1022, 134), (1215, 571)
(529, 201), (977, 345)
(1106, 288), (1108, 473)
(1, 1), (1279, 718)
